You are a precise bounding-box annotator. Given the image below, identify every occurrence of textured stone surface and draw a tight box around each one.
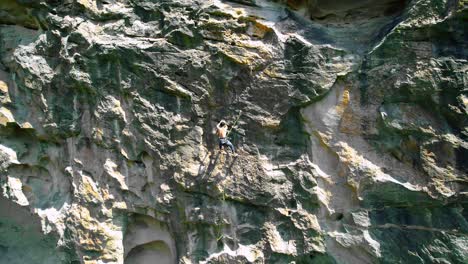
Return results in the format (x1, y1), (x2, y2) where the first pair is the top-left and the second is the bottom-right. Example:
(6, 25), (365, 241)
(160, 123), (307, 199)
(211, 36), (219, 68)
(0, 0), (466, 263)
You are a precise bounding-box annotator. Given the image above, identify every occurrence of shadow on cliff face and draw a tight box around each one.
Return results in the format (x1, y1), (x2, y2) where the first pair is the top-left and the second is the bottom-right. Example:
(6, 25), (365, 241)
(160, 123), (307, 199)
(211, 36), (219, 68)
(0, 196), (70, 263)
(283, 0), (408, 21)
(0, 0), (39, 29)
(367, 201), (468, 263)
(274, 0), (410, 52)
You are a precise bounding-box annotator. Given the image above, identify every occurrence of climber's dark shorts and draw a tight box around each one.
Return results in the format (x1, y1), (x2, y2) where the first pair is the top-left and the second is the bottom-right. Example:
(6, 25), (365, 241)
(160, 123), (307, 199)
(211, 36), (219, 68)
(219, 138), (235, 153)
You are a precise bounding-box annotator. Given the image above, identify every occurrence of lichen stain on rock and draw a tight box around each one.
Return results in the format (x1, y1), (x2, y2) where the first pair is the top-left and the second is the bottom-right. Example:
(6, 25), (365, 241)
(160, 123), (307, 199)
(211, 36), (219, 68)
(0, 0), (467, 263)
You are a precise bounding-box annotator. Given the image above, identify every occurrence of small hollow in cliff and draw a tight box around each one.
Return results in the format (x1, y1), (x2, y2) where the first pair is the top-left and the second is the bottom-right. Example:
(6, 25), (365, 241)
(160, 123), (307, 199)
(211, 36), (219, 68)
(123, 214), (176, 264)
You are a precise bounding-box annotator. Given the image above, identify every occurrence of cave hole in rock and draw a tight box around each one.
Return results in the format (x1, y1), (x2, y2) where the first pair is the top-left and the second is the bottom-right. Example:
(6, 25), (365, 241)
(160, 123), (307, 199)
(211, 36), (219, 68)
(125, 241), (173, 264)
(124, 214), (176, 264)
(331, 212), (344, 221)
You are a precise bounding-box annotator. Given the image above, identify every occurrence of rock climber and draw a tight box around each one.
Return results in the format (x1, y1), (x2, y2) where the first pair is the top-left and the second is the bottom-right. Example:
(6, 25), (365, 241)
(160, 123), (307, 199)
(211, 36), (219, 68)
(216, 120), (236, 154)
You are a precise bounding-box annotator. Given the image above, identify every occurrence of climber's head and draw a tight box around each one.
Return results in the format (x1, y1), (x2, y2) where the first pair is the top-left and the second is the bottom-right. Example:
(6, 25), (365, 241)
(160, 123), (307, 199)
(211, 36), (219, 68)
(219, 120), (226, 127)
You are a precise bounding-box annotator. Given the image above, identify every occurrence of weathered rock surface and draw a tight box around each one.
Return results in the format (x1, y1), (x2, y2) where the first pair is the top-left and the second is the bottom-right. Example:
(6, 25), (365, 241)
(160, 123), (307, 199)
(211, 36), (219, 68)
(0, 0), (466, 263)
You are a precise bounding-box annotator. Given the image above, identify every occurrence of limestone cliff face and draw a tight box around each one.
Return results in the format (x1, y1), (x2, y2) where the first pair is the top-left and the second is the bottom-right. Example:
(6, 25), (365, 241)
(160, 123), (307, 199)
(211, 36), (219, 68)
(0, 0), (466, 263)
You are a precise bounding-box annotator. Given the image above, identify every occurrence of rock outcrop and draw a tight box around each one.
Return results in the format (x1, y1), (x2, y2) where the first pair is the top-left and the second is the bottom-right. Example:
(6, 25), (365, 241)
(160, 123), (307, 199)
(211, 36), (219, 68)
(0, 0), (466, 263)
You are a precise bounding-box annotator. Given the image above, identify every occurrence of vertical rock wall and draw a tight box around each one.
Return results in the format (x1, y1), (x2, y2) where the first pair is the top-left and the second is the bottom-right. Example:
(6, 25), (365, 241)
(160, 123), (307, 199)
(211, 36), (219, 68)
(0, 0), (466, 263)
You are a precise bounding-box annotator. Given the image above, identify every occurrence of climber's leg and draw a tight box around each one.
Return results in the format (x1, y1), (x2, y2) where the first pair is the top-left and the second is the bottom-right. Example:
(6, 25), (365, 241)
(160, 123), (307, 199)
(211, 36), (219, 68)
(224, 139), (235, 153)
(219, 138), (225, 150)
